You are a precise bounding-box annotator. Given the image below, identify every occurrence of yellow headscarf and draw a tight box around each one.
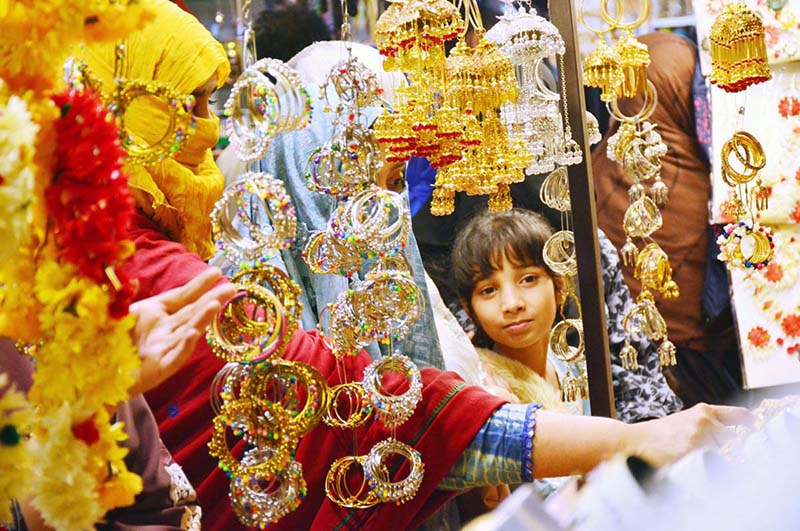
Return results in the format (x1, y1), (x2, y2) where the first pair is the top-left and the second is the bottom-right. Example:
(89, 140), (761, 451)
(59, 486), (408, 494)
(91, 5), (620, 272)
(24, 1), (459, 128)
(80, 0), (230, 259)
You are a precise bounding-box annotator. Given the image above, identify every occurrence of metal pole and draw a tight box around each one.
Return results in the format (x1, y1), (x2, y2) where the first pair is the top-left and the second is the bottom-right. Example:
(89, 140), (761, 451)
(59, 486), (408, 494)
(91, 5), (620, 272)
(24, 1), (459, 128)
(548, 0), (615, 418)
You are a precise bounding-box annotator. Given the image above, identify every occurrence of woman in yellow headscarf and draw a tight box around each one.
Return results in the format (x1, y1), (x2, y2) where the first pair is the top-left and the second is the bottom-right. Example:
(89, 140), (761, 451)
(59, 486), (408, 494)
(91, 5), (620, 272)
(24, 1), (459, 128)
(80, 0), (230, 259)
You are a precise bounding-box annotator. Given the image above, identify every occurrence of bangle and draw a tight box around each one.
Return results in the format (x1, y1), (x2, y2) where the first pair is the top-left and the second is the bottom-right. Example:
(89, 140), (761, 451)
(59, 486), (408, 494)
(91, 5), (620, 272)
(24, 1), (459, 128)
(211, 172), (297, 266)
(242, 360), (329, 437)
(206, 283), (287, 364)
(361, 355), (422, 428)
(363, 438), (425, 504)
(323, 382), (374, 429)
(208, 399), (296, 479)
(229, 458), (306, 526)
(325, 455), (381, 508)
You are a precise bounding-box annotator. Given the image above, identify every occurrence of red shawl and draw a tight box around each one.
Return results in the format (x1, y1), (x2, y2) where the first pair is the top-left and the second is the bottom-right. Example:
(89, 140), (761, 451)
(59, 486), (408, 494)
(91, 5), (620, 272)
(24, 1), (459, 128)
(123, 212), (506, 530)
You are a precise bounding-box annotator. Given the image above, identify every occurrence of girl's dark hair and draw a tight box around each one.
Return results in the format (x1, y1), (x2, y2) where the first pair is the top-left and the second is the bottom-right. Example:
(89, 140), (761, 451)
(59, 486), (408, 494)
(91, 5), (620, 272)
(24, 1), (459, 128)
(451, 208), (558, 347)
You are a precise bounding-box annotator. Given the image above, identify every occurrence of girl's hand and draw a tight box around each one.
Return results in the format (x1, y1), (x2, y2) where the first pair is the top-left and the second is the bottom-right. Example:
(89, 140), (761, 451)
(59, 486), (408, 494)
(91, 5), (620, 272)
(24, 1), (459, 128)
(127, 268), (235, 397)
(626, 403), (755, 467)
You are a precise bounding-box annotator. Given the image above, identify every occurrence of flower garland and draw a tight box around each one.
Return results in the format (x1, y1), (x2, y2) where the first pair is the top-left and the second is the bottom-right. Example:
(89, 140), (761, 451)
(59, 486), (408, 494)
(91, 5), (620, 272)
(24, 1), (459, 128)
(48, 88), (137, 318)
(0, 94), (38, 263)
(0, 374), (32, 523)
(0, 2), (154, 529)
(0, 1), (154, 93)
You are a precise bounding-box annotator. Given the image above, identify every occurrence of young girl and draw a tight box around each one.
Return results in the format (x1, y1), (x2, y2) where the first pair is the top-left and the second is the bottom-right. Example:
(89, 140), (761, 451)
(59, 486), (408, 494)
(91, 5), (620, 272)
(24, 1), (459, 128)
(452, 208), (679, 418)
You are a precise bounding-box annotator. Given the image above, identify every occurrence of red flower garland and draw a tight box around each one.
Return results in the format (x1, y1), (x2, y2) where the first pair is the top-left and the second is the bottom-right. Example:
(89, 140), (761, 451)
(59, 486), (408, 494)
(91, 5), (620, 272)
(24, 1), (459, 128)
(46, 89), (136, 317)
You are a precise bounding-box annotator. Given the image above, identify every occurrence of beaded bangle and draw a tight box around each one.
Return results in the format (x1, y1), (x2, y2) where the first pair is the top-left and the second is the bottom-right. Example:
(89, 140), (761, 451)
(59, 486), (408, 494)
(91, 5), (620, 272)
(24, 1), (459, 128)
(224, 70), (278, 162)
(208, 399), (296, 479)
(211, 172), (297, 265)
(361, 355), (422, 428)
(112, 79), (197, 166)
(207, 283), (287, 364)
(363, 438), (425, 504)
(242, 360), (329, 437)
(210, 362), (250, 415)
(231, 265), (303, 345)
(229, 458), (306, 527)
(323, 382), (374, 429)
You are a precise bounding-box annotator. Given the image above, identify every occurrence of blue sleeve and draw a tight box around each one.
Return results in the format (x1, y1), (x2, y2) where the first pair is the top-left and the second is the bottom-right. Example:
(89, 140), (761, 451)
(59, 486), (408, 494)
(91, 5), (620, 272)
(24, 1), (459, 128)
(438, 402), (541, 490)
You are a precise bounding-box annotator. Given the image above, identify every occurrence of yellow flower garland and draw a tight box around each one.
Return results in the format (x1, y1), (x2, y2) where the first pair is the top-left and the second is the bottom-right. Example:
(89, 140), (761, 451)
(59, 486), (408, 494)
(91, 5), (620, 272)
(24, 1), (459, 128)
(0, 374), (32, 523)
(0, 1), (155, 529)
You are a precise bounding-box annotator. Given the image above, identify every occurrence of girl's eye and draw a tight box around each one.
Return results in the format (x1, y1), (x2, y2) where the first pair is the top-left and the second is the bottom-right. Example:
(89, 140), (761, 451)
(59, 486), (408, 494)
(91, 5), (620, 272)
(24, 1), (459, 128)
(478, 285), (496, 296)
(521, 274), (538, 284)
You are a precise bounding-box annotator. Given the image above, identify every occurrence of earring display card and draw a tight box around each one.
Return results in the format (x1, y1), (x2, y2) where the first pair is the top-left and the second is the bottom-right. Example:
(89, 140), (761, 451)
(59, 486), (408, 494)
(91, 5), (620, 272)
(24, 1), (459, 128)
(693, 0), (800, 75)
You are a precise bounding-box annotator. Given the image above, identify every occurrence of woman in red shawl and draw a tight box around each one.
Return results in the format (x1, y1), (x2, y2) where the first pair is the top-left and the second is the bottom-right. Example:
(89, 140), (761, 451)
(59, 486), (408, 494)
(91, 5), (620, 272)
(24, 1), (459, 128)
(88, 4), (750, 530)
(593, 33), (739, 407)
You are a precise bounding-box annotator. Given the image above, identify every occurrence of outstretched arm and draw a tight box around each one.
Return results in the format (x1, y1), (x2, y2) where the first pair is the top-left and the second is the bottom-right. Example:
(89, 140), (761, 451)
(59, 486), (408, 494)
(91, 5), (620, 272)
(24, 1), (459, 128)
(532, 403), (754, 478)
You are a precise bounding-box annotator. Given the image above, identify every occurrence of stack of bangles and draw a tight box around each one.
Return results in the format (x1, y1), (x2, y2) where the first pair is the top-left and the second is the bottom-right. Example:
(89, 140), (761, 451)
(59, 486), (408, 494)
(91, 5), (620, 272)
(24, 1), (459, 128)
(225, 57), (312, 162)
(318, 263), (424, 357)
(211, 172), (297, 266)
(302, 186), (412, 276)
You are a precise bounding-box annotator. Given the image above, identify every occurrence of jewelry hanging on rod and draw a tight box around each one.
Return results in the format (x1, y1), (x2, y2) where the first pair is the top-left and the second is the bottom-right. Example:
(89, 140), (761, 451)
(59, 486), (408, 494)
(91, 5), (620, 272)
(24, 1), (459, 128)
(579, 0), (624, 102)
(205, 1), (319, 526)
(709, 4), (775, 272)
(486, 1), (590, 176)
(599, 0), (652, 99)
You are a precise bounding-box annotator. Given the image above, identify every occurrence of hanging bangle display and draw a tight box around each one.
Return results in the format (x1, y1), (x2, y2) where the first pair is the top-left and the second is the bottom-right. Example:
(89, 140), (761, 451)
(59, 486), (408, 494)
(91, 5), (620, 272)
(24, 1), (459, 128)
(325, 455), (381, 509)
(231, 264), (303, 341)
(363, 438), (425, 504)
(634, 242), (680, 298)
(211, 172), (297, 265)
(208, 399), (296, 478)
(717, 221), (774, 270)
(323, 382), (374, 429)
(543, 230), (577, 277)
(206, 283), (287, 364)
(623, 196), (663, 239)
(210, 362), (250, 415)
(242, 360), (330, 437)
(549, 318), (585, 364)
(361, 354), (422, 428)
(229, 459), (306, 526)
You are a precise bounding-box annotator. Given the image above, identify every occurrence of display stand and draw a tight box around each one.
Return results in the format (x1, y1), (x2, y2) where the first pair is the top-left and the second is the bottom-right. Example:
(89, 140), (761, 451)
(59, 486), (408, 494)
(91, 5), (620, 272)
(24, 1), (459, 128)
(549, 0), (615, 418)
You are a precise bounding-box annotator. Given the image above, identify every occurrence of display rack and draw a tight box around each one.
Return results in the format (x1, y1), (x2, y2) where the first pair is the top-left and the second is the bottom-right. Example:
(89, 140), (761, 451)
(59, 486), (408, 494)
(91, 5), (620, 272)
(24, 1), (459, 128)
(549, 1), (615, 417)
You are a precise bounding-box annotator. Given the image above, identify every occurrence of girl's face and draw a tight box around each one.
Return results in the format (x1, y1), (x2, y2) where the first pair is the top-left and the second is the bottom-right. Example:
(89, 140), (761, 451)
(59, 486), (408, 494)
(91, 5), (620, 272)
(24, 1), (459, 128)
(470, 254), (560, 359)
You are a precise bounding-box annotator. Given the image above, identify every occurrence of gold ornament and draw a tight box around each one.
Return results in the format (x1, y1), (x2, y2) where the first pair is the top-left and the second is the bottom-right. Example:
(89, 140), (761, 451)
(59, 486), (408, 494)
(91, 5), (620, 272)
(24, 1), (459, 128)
(709, 3), (772, 93)
(583, 40), (624, 103)
(614, 30), (651, 99)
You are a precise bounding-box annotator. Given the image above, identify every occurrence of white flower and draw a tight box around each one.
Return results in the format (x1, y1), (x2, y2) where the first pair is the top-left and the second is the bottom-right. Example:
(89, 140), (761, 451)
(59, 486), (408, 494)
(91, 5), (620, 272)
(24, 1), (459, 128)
(0, 95), (39, 261)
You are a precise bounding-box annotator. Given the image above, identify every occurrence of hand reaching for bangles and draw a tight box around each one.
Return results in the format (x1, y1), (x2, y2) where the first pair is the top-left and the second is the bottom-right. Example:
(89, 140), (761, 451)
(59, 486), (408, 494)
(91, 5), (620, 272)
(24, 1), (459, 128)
(128, 268), (236, 397)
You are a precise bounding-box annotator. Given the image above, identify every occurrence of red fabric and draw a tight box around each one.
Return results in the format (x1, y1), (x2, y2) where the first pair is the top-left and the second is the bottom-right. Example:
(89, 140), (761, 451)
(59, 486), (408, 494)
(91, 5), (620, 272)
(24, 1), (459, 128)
(123, 211), (506, 530)
(172, 0), (191, 13)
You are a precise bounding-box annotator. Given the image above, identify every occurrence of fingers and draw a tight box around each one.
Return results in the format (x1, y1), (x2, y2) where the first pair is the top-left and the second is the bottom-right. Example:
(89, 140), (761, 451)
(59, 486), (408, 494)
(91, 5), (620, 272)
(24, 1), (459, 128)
(157, 329), (202, 386)
(159, 268), (227, 312)
(167, 280), (235, 327)
(705, 404), (757, 429)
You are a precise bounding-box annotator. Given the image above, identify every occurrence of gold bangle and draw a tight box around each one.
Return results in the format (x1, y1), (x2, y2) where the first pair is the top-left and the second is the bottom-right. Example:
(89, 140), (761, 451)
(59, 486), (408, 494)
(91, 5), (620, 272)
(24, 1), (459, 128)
(242, 360), (330, 437)
(208, 399), (296, 478)
(325, 455), (381, 509)
(323, 382), (374, 429)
